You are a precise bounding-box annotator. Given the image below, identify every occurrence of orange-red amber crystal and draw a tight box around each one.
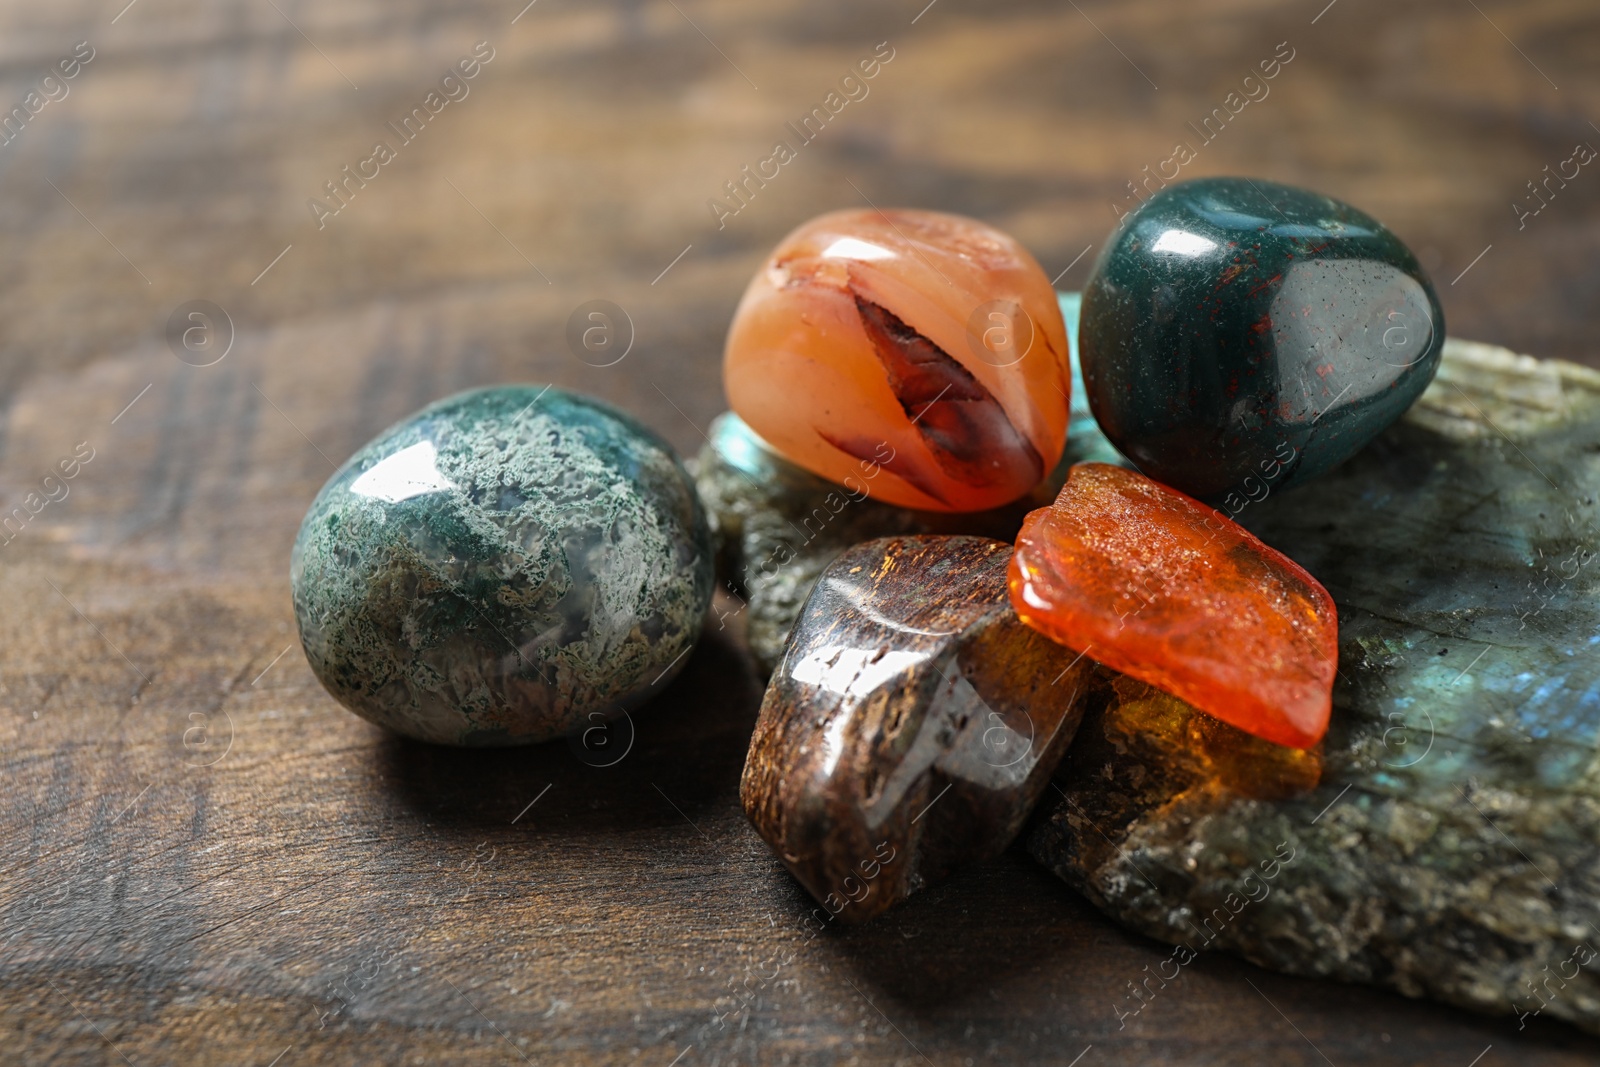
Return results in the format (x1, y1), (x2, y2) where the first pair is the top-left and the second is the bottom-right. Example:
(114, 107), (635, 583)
(1008, 463), (1338, 749)
(723, 208), (1070, 512)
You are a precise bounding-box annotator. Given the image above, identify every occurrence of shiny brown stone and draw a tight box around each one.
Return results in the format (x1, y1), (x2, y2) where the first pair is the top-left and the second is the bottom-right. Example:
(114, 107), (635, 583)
(739, 535), (1096, 922)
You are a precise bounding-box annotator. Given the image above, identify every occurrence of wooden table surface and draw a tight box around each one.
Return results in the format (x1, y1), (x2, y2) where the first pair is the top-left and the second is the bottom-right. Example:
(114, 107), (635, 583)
(2, 1), (1597, 1064)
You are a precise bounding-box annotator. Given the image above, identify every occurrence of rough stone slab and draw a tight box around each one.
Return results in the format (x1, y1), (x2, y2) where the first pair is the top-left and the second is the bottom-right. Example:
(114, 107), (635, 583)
(1030, 336), (1600, 1035)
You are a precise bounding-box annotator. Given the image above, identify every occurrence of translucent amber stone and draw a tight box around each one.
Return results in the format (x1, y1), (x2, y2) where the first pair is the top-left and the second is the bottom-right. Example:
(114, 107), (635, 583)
(1008, 463), (1338, 749)
(723, 208), (1070, 512)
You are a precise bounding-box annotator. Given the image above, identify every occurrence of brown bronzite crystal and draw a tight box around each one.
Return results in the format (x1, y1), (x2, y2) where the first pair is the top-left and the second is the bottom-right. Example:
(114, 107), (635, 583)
(740, 535), (1097, 922)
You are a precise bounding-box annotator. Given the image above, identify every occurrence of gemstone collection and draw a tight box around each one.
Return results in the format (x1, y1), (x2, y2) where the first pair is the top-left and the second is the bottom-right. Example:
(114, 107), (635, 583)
(294, 178), (1440, 918)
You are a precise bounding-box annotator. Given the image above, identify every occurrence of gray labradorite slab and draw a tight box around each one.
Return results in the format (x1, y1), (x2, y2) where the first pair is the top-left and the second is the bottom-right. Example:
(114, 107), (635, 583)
(292, 385), (713, 746)
(1030, 338), (1600, 1035)
(694, 293), (1112, 676)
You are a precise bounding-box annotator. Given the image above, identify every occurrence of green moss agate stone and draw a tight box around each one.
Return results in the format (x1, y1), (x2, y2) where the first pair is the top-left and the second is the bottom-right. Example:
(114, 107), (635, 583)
(1080, 177), (1444, 503)
(291, 385), (713, 746)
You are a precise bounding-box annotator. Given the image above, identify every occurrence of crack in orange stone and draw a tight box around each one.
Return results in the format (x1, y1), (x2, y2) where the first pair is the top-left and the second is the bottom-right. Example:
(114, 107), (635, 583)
(1007, 463), (1338, 750)
(852, 294), (1044, 493)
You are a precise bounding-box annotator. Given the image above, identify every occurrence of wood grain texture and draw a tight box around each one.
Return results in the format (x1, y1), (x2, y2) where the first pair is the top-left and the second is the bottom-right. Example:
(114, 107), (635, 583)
(0, 0), (1596, 1064)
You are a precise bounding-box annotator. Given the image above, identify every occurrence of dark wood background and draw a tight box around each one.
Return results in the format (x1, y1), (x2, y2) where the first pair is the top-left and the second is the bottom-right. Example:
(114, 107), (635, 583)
(1, 0), (1596, 1064)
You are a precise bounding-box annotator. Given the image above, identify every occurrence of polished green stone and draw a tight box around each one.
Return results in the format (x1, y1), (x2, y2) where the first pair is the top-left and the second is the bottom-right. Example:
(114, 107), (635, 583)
(291, 385), (713, 746)
(1080, 177), (1444, 503)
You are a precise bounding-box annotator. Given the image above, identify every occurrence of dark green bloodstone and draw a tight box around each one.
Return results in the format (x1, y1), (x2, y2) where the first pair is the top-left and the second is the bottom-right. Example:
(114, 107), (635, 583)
(291, 385), (714, 746)
(1080, 177), (1444, 503)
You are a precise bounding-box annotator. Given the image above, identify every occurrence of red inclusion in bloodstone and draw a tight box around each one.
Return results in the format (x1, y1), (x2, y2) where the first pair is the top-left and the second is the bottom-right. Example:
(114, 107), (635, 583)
(1007, 463), (1338, 749)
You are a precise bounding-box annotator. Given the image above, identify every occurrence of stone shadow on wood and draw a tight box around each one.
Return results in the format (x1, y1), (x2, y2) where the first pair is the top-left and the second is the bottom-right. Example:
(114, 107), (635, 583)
(372, 625), (764, 837)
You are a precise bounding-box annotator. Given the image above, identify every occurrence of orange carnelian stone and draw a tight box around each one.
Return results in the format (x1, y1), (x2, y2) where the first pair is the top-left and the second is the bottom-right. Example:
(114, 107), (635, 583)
(724, 208), (1070, 512)
(1008, 463), (1338, 749)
